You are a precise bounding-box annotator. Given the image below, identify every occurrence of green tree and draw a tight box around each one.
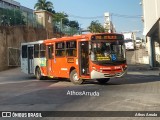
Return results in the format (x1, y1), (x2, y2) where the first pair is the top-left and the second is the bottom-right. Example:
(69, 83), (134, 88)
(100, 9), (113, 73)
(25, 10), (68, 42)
(88, 20), (105, 33)
(34, 0), (53, 11)
(69, 21), (79, 29)
(53, 12), (68, 25)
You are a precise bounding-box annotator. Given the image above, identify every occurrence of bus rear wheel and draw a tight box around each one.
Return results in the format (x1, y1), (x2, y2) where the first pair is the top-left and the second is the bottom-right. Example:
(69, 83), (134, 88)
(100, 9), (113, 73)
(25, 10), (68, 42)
(70, 69), (83, 85)
(35, 67), (43, 80)
(97, 78), (110, 84)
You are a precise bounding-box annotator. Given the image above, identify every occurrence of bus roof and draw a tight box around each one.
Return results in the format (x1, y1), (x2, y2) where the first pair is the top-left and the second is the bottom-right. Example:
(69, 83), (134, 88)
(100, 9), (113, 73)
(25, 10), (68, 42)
(44, 33), (123, 44)
(21, 33), (123, 45)
(21, 40), (44, 45)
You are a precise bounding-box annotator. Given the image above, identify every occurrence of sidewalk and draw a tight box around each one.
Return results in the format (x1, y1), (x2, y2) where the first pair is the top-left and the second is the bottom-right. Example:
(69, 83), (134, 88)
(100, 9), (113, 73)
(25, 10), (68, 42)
(128, 64), (150, 71)
(127, 64), (160, 76)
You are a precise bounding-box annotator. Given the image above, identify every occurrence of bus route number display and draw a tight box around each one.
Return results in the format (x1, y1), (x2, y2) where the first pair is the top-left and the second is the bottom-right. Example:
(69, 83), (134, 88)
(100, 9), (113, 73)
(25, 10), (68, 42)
(91, 35), (123, 40)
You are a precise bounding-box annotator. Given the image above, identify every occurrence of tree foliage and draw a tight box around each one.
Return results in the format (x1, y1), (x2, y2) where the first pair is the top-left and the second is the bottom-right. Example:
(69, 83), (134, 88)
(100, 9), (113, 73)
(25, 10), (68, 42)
(69, 21), (79, 29)
(0, 8), (25, 26)
(34, 0), (53, 11)
(34, 0), (80, 33)
(53, 12), (79, 29)
(53, 12), (69, 25)
(88, 20), (105, 33)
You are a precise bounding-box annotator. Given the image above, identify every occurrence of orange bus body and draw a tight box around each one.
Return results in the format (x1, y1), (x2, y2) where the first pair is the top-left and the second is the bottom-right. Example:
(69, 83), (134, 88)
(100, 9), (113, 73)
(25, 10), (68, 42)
(21, 33), (127, 84)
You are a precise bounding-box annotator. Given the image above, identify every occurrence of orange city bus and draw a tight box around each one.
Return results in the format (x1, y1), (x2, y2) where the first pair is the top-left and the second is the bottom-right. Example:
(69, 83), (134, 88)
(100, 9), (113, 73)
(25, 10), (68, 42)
(21, 33), (127, 84)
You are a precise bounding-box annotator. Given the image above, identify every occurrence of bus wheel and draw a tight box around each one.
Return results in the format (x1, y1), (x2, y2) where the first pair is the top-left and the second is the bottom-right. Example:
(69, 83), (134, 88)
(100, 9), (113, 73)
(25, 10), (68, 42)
(97, 78), (110, 84)
(70, 69), (83, 85)
(35, 67), (43, 80)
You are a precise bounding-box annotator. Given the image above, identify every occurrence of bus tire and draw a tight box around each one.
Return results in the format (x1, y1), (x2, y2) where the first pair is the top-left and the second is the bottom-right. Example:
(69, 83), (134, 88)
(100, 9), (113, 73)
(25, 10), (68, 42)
(97, 78), (110, 84)
(70, 69), (83, 85)
(35, 67), (43, 80)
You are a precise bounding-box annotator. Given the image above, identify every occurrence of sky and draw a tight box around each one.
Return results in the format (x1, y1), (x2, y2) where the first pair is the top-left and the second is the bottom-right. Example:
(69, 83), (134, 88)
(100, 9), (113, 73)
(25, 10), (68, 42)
(16, 0), (143, 37)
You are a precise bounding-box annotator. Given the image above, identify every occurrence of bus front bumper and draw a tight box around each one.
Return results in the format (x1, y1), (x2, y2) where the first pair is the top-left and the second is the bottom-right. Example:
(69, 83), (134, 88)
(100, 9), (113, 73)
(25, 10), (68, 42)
(91, 70), (127, 79)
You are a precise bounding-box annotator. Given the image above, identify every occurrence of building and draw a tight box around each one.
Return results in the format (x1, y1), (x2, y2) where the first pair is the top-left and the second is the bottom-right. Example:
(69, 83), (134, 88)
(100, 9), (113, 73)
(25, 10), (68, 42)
(0, 0), (33, 16)
(122, 32), (136, 40)
(21, 6), (33, 15)
(34, 10), (54, 38)
(104, 12), (116, 33)
(20, 6), (34, 27)
(0, 0), (20, 9)
(2, 0), (33, 13)
(0, 0), (54, 38)
(141, 0), (160, 67)
(0, 0), (34, 22)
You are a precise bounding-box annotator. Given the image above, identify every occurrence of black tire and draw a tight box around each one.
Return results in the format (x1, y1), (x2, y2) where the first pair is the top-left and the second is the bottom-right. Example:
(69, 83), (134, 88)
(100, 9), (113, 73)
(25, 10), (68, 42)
(35, 67), (43, 80)
(97, 78), (110, 84)
(70, 69), (83, 85)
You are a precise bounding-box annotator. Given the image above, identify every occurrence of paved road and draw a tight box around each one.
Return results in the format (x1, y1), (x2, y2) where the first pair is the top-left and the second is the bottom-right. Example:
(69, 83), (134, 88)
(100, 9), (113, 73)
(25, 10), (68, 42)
(0, 49), (160, 120)
(0, 67), (160, 120)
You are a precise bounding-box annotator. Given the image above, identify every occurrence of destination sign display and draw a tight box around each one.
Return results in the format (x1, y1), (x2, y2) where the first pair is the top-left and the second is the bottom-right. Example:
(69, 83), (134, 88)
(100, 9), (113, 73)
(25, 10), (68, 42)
(91, 34), (124, 40)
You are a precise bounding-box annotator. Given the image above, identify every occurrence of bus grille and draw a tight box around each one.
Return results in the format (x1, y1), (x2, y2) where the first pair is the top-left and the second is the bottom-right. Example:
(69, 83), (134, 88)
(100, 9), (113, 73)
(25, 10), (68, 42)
(104, 72), (122, 77)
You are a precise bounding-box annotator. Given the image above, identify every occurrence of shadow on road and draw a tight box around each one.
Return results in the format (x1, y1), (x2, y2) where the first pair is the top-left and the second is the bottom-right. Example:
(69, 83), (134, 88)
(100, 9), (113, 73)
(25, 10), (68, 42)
(83, 73), (160, 86)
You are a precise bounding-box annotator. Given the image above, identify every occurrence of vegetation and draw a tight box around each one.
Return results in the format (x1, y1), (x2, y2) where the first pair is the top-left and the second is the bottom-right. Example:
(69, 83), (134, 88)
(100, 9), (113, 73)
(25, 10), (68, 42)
(0, 8), (25, 26)
(53, 12), (69, 26)
(0, 0), (104, 35)
(34, 0), (54, 12)
(69, 21), (79, 29)
(88, 20), (105, 33)
(34, 0), (79, 31)
(34, 0), (105, 34)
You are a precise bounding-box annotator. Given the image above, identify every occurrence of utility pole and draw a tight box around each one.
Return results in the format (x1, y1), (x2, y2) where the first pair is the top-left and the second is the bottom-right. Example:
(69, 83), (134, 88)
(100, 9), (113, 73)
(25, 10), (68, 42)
(60, 18), (63, 37)
(79, 24), (82, 34)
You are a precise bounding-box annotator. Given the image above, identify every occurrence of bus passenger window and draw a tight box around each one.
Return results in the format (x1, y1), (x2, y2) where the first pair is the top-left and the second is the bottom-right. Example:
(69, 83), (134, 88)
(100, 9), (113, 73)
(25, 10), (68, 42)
(62, 51), (65, 56)
(40, 44), (46, 58)
(66, 41), (77, 57)
(22, 45), (27, 58)
(55, 42), (65, 57)
(34, 44), (39, 58)
(48, 45), (54, 59)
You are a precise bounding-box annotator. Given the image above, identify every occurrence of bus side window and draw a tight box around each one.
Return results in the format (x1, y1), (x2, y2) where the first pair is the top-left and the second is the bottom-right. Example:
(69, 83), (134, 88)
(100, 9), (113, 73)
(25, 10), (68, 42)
(22, 45), (27, 58)
(48, 45), (54, 59)
(55, 42), (65, 57)
(62, 50), (65, 56)
(34, 44), (39, 58)
(66, 41), (77, 57)
(40, 44), (46, 58)
(73, 49), (77, 56)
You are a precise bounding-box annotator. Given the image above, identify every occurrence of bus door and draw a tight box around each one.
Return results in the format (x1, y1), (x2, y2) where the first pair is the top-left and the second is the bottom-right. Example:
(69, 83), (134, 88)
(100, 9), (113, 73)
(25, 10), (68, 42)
(28, 46), (34, 74)
(46, 44), (54, 76)
(79, 41), (89, 76)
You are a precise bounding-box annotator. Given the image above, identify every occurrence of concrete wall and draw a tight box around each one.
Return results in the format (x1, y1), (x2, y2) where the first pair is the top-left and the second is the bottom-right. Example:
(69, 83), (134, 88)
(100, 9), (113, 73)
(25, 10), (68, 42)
(0, 26), (48, 71)
(34, 10), (54, 34)
(142, 0), (160, 35)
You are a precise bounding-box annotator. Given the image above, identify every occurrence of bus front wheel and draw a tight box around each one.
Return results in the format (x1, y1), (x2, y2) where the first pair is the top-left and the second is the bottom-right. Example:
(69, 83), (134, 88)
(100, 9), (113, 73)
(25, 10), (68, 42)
(70, 69), (83, 85)
(35, 67), (43, 80)
(97, 78), (110, 84)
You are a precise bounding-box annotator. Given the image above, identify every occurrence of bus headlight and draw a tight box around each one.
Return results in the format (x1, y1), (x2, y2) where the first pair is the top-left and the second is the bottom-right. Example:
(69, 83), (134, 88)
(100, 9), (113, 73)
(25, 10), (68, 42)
(92, 67), (97, 71)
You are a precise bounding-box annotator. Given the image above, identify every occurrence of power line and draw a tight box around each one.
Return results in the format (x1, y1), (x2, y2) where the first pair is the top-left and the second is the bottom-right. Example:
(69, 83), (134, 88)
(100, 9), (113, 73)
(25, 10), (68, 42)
(68, 14), (103, 19)
(68, 13), (142, 19)
(111, 13), (141, 18)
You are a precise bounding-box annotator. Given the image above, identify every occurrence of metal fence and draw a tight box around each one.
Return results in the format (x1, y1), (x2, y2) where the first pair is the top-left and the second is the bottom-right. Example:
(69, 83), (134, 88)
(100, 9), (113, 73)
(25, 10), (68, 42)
(0, 8), (42, 28)
(0, 7), (80, 36)
(8, 47), (20, 66)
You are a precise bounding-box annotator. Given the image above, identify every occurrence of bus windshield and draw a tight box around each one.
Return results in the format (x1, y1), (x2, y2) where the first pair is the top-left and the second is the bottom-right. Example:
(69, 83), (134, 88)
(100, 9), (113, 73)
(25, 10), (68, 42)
(90, 40), (126, 63)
